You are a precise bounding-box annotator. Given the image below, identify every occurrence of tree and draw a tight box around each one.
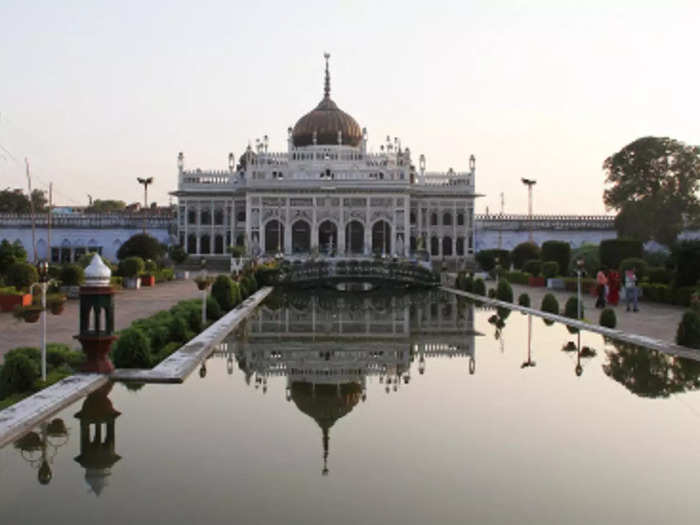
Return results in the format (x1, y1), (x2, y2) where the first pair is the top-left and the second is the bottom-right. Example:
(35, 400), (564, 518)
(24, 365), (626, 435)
(116, 233), (165, 261)
(0, 188), (47, 213)
(85, 199), (126, 213)
(603, 136), (700, 246)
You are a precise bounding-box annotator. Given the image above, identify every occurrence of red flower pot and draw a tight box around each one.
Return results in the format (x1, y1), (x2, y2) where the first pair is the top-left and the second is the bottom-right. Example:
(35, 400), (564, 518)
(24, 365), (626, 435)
(0, 293), (32, 312)
(141, 275), (155, 287)
(528, 276), (546, 287)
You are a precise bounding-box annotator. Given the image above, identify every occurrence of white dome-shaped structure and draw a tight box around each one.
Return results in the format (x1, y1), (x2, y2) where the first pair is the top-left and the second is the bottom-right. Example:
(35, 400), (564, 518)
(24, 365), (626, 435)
(84, 254), (111, 287)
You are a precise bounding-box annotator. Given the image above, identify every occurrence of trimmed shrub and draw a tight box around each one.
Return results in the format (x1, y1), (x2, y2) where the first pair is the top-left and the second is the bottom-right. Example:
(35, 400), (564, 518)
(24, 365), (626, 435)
(46, 343), (84, 370)
(59, 264), (85, 286)
(569, 243), (600, 277)
(564, 296), (583, 320)
(116, 233), (166, 261)
(541, 241), (570, 277)
(542, 261), (559, 279)
(118, 256), (145, 278)
(207, 295), (222, 321)
(455, 272), (466, 289)
(168, 244), (189, 265)
(672, 240), (700, 287)
(600, 308), (617, 328)
(212, 275), (236, 311)
(168, 314), (191, 343)
(112, 328), (152, 368)
(505, 271), (530, 285)
(600, 239), (643, 270)
(523, 260), (542, 277)
(0, 240), (27, 277)
(143, 259), (158, 274)
(511, 242), (540, 270)
(648, 267), (673, 285)
(487, 288), (496, 299)
(619, 257), (648, 280)
(518, 293), (531, 307)
(677, 310), (700, 349)
(5, 262), (38, 291)
(496, 280), (514, 303)
(156, 268), (175, 282)
(475, 249), (511, 272)
(473, 278), (486, 296)
(0, 352), (39, 399)
(541, 293), (559, 315)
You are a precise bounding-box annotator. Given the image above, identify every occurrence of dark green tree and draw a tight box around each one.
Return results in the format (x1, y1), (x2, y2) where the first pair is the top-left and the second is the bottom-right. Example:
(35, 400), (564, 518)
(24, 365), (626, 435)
(603, 136), (700, 245)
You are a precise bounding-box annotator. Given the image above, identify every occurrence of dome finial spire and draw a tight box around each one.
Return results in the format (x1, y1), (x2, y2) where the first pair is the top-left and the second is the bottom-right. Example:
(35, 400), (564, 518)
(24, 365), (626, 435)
(323, 52), (331, 98)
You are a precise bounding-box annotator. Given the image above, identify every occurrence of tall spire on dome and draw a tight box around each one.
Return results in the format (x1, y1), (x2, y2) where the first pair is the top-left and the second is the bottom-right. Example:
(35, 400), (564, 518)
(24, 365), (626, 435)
(323, 52), (331, 99)
(322, 426), (330, 476)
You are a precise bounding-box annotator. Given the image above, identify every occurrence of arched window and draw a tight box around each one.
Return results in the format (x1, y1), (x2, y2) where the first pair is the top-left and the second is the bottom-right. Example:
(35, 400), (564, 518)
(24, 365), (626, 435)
(236, 211), (246, 223)
(456, 238), (465, 256)
(410, 212), (416, 225)
(201, 209), (211, 225)
(214, 209), (224, 225)
(430, 236), (439, 256)
(431, 213), (438, 226)
(457, 213), (465, 226)
(442, 237), (453, 256)
(443, 213), (452, 226)
(188, 210), (197, 224)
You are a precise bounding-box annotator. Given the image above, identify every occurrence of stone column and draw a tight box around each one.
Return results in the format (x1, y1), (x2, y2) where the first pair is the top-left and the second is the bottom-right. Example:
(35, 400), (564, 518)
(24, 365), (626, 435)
(245, 196), (252, 256)
(403, 197), (410, 257)
(284, 200), (292, 254)
(184, 200), (188, 250)
(364, 200), (371, 256)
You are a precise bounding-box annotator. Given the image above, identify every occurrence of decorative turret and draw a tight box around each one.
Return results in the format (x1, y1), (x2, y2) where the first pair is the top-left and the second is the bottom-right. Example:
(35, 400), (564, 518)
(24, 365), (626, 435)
(75, 254), (116, 373)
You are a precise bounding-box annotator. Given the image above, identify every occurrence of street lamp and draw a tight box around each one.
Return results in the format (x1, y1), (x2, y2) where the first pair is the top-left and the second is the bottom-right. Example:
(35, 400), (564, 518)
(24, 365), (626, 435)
(137, 177), (154, 234)
(200, 257), (207, 326)
(576, 258), (584, 321)
(521, 178), (537, 242)
(494, 256), (500, 285)
(30, 260), (57, 381)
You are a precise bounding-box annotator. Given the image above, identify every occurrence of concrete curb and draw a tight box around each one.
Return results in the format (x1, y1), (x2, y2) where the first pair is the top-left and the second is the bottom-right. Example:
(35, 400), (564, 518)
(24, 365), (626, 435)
(442, 286), (700, 361)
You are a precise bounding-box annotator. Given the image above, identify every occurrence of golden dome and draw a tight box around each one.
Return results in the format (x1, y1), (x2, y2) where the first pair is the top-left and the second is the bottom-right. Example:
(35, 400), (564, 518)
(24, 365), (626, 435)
(292, 54), (362, 148)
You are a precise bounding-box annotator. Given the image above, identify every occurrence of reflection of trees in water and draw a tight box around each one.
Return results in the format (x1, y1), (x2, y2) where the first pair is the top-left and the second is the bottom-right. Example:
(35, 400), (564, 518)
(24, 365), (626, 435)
(603, 341), (700, 398)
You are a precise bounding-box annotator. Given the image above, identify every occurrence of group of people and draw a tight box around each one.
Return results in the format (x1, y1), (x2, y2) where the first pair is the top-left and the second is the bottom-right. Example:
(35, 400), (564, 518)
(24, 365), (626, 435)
(595, 267), (639, 312)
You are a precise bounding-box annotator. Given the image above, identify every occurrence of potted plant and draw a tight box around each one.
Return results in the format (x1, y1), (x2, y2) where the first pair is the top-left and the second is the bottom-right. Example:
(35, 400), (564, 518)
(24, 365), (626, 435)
(46, 293), (67, 315)
(169, 245), (190, 280)
(13, 304), (44, 323)
(0, 286), (32, 312)
(194, 275), (215, 291)
(119, 256), (145, 289)
(140, 259), (157, 287)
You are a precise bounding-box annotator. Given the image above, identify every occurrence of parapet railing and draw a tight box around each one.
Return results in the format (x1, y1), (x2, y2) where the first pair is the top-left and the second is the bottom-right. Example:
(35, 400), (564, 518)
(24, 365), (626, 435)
(0, 213), (173, 229)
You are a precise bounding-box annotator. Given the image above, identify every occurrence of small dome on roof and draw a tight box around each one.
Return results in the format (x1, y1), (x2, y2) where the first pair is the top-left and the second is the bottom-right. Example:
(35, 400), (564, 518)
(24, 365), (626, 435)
(84, 254), (111, 286)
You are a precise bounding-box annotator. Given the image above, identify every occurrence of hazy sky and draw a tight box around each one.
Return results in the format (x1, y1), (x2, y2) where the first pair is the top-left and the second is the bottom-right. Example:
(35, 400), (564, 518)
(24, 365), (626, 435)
(0, 0), (698, 214)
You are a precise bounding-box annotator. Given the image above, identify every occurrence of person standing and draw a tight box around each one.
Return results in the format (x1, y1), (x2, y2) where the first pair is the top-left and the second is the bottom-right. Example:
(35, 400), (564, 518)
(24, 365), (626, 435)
(624, 267), (639, 312)
(596, 268), (608, 308)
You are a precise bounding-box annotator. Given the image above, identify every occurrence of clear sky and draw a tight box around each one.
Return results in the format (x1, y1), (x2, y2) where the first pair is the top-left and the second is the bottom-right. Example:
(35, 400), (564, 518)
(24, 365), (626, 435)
(0, 0), (698, 214)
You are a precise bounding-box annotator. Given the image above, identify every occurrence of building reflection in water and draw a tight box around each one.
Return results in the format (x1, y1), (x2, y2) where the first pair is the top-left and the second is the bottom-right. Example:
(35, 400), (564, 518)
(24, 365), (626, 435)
(212, 290), (478, 475)
(14, 417), (69, 485)
(74, 383), (121, 496)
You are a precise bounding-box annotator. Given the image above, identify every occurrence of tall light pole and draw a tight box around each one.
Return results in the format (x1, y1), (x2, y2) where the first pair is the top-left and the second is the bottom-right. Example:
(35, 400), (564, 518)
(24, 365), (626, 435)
(576, 258), (584, 321)
(137, 177), (154, 233)
(521, 178), (536, 242)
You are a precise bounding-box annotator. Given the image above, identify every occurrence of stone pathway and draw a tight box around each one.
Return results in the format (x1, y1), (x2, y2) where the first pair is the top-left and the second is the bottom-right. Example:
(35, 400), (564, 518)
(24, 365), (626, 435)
(507, 282), (686, 345)
(0, 279), (204, 360)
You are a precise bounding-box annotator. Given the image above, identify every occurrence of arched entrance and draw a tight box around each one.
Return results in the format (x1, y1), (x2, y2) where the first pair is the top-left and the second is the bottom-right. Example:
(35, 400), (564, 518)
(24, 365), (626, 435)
(265, 220), (284, 254)
(442, 236), (453, 256)
(292, 220), (311, 253)
(318, 221), (338, 255)
(200, 234), (211, 254)
(371, 220), (391, 255)
(187, 234), (196, 254)
(214, 234), (224, 254)
(345, 221), (364, 255)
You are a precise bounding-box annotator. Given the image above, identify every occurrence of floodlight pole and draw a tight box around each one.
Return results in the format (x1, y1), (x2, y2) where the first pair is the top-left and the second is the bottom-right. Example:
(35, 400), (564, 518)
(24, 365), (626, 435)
(521, 178), (537, 242)
(137, 177), (154, 233)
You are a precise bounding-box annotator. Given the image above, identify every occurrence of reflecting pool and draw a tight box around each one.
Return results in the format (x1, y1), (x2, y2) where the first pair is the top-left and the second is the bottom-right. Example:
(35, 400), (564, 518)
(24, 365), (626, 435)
(2, 289), (700, 524)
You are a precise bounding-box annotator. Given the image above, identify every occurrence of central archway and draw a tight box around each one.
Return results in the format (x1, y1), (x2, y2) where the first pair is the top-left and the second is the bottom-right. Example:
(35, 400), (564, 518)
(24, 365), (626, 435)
(345, 221), (364, 255)
(371, 220), (391, 255)
(265, 220), (284, 254)
(292, 220), (311, 253)
(319, 220), (338, 254)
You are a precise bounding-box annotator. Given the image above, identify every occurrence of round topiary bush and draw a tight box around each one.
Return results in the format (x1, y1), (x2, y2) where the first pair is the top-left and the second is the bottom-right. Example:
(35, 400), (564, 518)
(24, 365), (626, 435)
(488, 288), (496, 299)
(143, 259), (158, 275)
(511, 242), (541, 270)
(496, 280), (514, 303)
(118, 257), (145, 278)
(212, 275), (236, 311)
(600, 308), (617, 328)
(463, 274), (474, 293)
(168, 314), (191, 343)
(523, 260), (542, 277)
(116, 233), (166, 261)
(5, 262), (38, 291)
(518, 293), (531, 307)
(542, 261), (559, 279)
(207, 295), (222, 321)
(541, 293), (559, 315)
(564, 296), (583, 320)
(473, 278), (486, 296)
(168, 244), (189, 265)
(541, 241), (571, 278)
(677, 310), (700, 349)
(0, 352), (39, 398)
(59, 264), (85, 286)
(112, 328), (152, 368)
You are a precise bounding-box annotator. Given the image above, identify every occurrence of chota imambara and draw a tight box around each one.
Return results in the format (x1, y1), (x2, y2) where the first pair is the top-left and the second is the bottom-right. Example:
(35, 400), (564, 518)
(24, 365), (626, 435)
(172, 54), (478, 267)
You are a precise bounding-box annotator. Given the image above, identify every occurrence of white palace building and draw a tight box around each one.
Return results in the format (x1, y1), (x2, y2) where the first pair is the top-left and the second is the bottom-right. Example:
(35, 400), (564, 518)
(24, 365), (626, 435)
(172, 55), (478, 266)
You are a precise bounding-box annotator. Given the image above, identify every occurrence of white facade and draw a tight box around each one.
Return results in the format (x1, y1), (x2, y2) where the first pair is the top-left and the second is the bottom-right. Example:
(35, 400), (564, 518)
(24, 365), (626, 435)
(172, 57), (478, 266)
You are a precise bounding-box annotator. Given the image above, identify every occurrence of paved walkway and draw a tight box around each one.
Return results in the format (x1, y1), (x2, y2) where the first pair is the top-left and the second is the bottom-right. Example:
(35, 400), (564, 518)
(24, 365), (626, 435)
(0, 279), (203, 360)
(508, 282), (685, 345)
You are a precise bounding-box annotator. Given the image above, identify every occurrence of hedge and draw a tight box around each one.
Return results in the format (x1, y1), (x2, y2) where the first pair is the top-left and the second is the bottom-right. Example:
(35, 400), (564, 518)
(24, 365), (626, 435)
(619, 258), (648, 281)
(541, 241), (570, 277)
(473, 278), (486, 296)
(599, 239), (643, 270)
(648, 267), (673, 285)
(640, 283), (696, 307)
(672, 240), (700, 287)
(505, 271), (531, 285)
(677, 310), (700, 348)
(212, 275), (237, 311)
(511, 242), (540, 270)
(518, 293), (531, 307)
(5, 262), (38, 291)
(600, 308), (617, 328)
(496, 280), (514, 303)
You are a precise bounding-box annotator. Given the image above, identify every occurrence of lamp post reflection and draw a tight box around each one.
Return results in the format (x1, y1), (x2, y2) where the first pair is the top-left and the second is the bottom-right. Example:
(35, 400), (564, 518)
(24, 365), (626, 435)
(14, 418), (69, 485)
(521, 314), (536, 369)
